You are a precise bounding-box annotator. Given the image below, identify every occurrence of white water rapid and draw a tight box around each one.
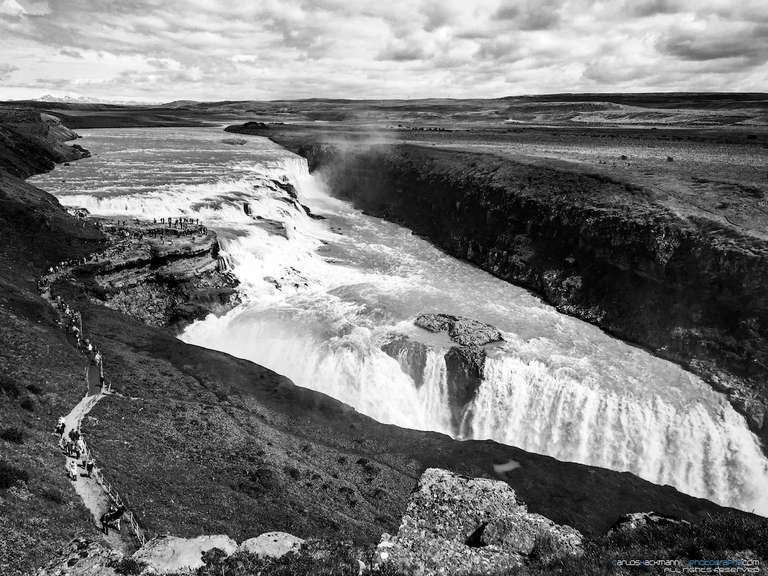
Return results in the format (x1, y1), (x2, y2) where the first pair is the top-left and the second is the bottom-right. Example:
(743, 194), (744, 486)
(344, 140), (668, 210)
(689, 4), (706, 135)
(32, 126), (768, 516)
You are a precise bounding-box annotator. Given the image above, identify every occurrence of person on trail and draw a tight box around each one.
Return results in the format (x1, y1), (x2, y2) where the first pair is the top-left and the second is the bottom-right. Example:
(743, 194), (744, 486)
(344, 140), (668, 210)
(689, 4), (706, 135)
(55, 417), (66, 436)
(101, 504), (124, 535)
(66, 459), (78, 481)
(84, 459), (94, 477)
(67, 440), (80, 459)
(77, 436), (86, 456)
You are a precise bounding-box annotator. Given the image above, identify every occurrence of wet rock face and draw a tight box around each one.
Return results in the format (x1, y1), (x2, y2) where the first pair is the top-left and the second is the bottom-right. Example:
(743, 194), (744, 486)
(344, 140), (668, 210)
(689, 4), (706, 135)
(80, 229), (240, 331)
(381, 335), (429, 388)
(444, 345), (485, 427)
(381, 315), (503, 432)
(418, 313), (502, 432)
(377, 468), (582, 575)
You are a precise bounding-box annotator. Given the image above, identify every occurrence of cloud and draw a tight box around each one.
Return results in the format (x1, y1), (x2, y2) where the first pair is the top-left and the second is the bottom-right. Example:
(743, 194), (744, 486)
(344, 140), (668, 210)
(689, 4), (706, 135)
(0, 0), (766, 100)
(0, 63), (18, 80)
(658, 23), (768, 65)
(59, 48), (82, 58)
(494, 0), (561, 31)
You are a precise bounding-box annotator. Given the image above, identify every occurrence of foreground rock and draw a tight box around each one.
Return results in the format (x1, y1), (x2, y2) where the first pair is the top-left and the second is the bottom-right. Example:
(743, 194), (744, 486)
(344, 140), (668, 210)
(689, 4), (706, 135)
(238, 531), (305, 559)
(377, 468), (582, 575)
(132, 535), (237, 574)
(34, 533), (304, 576)
(34, 539), (121, 576)
(607, 511), (691, 535)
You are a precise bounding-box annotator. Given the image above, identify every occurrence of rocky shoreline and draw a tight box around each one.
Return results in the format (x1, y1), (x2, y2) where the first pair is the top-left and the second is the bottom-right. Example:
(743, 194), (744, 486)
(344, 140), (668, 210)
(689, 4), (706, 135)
(234, 124), (768, 448)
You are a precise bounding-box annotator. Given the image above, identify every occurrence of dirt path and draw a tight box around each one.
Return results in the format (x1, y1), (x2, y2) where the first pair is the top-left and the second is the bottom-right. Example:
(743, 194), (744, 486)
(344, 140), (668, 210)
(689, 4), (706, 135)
(42, 263), (138, 553)
(61, 392), (130, 552)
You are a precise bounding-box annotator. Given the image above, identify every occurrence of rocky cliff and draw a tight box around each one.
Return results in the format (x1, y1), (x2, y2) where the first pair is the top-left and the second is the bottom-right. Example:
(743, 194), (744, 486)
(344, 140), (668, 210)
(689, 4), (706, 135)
(0, 109), (90, 178)
(246, 126), (768, 447)
(73, 222), (239, 330)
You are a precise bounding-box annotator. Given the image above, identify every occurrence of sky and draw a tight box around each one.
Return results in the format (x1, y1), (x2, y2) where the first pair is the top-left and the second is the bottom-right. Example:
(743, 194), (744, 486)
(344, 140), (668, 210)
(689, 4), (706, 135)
(0, 0), (766, 102)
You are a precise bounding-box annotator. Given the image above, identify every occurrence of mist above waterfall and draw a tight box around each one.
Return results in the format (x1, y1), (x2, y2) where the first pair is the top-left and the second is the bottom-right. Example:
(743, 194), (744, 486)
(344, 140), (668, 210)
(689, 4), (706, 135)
(32, 126), (768, 516)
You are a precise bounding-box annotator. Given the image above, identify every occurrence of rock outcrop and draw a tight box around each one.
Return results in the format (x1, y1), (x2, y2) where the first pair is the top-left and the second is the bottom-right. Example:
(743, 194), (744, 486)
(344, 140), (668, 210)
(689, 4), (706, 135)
(132, 534), (237, 574)
(415, 313), (503, 348)
(607, 511), (691, 535)
(34, 533), (305, 576)
(72, 223), (239, 330)
(0, 109), (90, 178)
(383, 314), (502, 433)
(238, 532), (305, 559)
(34, 539), (122, 576)
(380, 335), (430, 388)
(377, 468), (583, 575)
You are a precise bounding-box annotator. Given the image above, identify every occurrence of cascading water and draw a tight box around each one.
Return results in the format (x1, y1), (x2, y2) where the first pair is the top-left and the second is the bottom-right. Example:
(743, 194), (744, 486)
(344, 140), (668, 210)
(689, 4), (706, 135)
(31, 126), (768, 516)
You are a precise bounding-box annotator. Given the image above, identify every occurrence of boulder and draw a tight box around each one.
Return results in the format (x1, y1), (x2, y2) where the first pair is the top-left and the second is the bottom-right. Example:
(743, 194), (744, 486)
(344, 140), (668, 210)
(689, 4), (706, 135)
(132, 534), (237, 574)
(34, 538), (122, 576)
(415, 313), (502, 347)
(607, 511), (691, 535)
(238, 532), (305, 559)
(377, 468), (582, 575)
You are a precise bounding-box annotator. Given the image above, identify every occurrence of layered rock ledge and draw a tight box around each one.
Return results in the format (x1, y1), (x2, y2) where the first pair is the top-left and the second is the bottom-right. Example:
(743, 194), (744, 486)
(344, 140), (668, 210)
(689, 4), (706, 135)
(71, 220), (239, 330)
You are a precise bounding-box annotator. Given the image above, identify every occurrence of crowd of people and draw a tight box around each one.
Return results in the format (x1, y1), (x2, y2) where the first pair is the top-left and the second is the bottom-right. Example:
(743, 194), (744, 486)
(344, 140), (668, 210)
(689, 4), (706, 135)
(40, 214), (173, 543)
(100, 216), (209, 244)
(57, 419), (94, 480)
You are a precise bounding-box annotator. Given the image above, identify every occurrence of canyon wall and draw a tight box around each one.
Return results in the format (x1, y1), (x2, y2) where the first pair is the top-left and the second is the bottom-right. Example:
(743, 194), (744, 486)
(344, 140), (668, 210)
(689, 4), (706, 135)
(258, 132), (768, 444)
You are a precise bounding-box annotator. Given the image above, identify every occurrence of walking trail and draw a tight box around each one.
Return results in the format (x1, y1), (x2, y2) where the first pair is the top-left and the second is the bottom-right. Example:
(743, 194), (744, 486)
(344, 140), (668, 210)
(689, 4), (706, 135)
(42, 259), (139, 554)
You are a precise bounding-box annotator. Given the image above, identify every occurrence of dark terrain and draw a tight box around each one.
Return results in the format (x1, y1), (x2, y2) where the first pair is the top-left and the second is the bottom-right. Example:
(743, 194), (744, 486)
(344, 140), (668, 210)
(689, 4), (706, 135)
(1, 96), (767, 574)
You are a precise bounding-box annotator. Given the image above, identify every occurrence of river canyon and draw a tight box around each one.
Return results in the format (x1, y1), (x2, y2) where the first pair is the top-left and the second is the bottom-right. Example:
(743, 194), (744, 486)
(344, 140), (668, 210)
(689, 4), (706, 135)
(30, 125), (768, 518)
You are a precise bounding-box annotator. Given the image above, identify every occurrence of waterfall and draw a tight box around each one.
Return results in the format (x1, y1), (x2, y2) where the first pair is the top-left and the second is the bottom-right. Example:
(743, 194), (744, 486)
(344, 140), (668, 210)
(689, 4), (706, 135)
(465, 354), (768, 514)
(182, 309), (454, 434)
(34, 127), (768, 519)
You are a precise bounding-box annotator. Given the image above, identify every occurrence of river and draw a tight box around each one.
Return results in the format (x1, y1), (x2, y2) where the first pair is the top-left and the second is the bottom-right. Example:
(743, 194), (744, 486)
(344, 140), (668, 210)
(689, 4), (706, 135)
(31, 126), (768, 516)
